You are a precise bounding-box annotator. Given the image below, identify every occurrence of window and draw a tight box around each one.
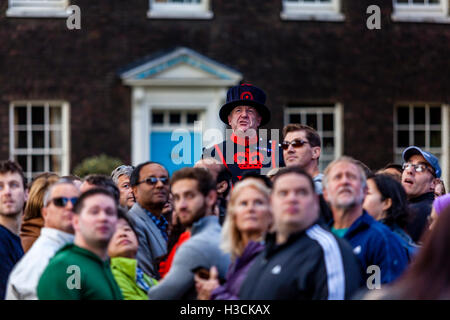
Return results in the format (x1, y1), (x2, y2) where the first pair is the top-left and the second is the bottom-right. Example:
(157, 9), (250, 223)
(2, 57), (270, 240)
(394, 104), (443, 165)
(148, 0), (213, 19)
(151, 110), (201, 129)
(9, 101), (70, 181)
(6, 0), (72, 18)
(392, 0), (450, 23)
(149, 109), (203, 175)
(284, 104), (343, 171)
(281, 0), (344, 21)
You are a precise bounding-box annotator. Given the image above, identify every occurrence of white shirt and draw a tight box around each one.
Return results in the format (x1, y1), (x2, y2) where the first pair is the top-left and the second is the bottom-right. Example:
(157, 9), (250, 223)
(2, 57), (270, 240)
(5, 227), (74, 300)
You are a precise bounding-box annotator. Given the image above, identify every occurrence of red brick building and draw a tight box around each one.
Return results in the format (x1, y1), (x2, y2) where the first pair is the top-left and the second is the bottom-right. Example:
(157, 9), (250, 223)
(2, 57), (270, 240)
(1, 0), (449, 185)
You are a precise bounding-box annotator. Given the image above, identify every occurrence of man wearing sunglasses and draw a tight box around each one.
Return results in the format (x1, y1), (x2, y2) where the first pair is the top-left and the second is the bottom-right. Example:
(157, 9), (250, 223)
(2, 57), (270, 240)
(280, 124), (335, 224)
(282, 124), (323, 194)
(6, 179), (80, 300)
(202, 83), (284, 184)
(401, 146), (441, 243)
(128, 161), (170, 278)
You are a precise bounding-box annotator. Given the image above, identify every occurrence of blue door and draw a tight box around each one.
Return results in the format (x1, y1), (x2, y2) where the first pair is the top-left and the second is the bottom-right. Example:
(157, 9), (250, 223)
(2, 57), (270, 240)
(150, 131), (203, 175)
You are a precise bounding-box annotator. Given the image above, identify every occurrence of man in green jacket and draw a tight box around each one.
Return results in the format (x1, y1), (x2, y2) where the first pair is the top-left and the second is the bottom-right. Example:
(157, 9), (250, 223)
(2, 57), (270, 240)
(37, 188), (122, 300)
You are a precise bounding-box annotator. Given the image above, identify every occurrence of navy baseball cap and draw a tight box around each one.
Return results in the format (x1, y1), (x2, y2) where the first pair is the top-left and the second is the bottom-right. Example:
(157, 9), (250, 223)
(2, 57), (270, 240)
(402, 146), (441, 178)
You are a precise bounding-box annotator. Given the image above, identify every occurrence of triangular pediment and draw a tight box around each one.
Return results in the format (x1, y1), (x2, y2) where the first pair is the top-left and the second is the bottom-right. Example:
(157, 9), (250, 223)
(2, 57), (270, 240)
(120, 47), (242, 86)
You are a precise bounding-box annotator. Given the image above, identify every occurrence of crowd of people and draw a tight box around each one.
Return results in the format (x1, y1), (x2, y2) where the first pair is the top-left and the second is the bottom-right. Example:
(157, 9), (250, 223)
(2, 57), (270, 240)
(1, 83), (449, 300)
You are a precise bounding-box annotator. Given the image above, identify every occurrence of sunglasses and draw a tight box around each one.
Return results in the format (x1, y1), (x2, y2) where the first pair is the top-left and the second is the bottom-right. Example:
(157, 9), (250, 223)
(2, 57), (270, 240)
(280, 139), (309, 150)
(50, 197), (78, 207)
(402, 163), (435, 176)
(136, 177), (169, 186)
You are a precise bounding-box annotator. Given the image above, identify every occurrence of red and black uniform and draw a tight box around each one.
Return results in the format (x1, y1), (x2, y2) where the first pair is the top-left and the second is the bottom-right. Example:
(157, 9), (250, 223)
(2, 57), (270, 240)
(203, 133), (284, 184)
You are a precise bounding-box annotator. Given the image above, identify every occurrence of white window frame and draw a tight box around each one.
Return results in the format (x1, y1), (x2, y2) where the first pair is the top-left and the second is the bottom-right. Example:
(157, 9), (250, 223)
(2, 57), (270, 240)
(392, 0), (450, 23)
(6, 0), (72, 18)
(148, 0), (213, 20)
(150, 109), (203, 132)
(147, 104), (206, 168)
(284, 103), (343, 171)
(281, 0), (345, 21)
(394, 103), (449, 187)
(9, 101), (70, 181)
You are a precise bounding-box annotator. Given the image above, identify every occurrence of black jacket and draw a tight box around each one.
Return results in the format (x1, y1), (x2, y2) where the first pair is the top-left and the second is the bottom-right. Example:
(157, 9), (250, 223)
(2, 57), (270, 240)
(406, 192), (435, 243)
(239, 222), (363, 300)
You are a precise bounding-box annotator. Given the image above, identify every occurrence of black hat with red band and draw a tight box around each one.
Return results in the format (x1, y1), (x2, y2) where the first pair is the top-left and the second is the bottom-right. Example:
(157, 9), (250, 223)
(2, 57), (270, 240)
(219, 83), (271, 126)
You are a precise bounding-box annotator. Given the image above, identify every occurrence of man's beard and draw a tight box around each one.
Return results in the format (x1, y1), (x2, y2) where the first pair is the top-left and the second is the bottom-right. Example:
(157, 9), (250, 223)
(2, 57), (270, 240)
(0, 206), (22, 219)
(82, 230), (112, 252)
(333, 192), (364, 211)
(334, 199), (358, 210)
(87, 238), (111, 254)
(146, 194), (168, 211)
(181, 202), (208, 228)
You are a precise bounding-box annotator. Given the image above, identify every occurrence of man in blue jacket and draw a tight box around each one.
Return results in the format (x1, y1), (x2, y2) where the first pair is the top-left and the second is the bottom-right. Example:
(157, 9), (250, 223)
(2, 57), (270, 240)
(323, 156), (409, 285)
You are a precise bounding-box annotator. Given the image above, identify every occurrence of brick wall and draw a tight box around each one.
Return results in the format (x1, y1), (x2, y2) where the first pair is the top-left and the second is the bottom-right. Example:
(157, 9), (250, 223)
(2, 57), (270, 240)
(1, 0), (449, 172)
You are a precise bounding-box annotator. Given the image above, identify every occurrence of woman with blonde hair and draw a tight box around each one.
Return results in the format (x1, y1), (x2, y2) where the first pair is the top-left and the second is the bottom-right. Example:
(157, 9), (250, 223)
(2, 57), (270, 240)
(20, 173), (59, 252)
(194, 178), (272, 300)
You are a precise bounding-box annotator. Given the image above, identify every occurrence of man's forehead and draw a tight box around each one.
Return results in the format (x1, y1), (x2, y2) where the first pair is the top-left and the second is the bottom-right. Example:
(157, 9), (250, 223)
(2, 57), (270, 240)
(141, 163), (168, 176)
(285, 130), (307, 140)
(117, 174), (130, 182)
(329, 161), (360, 175)
(172, 178), (199, 193)
(84, 194), (115, 207)
(407, 154), (429, 164)
(0, 172), (22, 181)
(273, 173), (311, 190)
(231, 105), (259, 113)
(52, 183), (79, 196)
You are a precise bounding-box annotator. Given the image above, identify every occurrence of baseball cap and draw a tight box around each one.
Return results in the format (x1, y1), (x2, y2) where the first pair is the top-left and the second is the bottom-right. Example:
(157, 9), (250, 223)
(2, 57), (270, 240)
(402, 146), (441, 178)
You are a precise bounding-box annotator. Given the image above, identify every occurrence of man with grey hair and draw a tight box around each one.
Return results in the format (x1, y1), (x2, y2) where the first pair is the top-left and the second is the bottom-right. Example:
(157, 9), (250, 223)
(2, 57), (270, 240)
(111, 165), (135, 209)
(323, 156), (408, 285)
(6, 179), (80, 299)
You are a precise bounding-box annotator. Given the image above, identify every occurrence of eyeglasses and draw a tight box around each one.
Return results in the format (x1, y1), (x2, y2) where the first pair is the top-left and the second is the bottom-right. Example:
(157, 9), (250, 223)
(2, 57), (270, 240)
(402, 163), (435, 175)
(136, 177), (169, 186)
(280, 139), (309, 150)
(50, 197), (78, 207)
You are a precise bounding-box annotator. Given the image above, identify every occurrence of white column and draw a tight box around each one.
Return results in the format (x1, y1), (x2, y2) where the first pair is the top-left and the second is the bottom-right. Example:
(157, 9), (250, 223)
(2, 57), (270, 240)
(131, 87), (149, 166)
(61, 101), (70, 175)
(335, 102), (344, 158)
